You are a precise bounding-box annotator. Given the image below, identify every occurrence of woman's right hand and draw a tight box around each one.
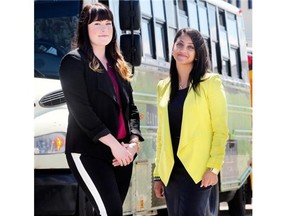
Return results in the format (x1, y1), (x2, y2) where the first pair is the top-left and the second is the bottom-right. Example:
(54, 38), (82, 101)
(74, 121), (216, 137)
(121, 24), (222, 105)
(154, 180), (165, 198)
(99, 134), (133, 166)
(110, 143), (133, 166)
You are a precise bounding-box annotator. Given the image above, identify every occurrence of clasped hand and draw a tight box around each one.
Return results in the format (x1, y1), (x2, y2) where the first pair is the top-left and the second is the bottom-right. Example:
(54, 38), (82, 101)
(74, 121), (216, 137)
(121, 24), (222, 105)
(112, 142), (138, 167)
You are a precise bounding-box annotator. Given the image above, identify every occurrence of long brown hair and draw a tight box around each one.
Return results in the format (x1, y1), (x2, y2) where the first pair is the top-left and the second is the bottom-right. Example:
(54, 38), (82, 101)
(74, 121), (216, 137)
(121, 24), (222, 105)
(72, 3), (131, 81)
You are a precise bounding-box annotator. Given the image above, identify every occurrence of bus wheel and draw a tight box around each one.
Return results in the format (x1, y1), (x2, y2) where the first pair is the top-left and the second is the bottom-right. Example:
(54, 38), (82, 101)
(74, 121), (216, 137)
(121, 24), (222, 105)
(227, 186), (246, 216)
(206, 182), (220, 216)
(157, 208), (168, 215)
(78, 186), (95, 216)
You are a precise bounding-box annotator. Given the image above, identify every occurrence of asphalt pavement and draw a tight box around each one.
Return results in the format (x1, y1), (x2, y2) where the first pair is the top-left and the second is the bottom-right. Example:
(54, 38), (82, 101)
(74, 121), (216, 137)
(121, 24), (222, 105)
(219, 202), (252, 216)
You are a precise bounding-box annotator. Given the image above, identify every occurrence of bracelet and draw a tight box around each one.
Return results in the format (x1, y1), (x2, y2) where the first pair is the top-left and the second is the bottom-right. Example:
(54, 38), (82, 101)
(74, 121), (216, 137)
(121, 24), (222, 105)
(153, 177), (161, 181)
(129, 140), (140, 150)
(129, 136), (139, 143)
(129, 139), (139, 144)
(129, 139), (140, 146)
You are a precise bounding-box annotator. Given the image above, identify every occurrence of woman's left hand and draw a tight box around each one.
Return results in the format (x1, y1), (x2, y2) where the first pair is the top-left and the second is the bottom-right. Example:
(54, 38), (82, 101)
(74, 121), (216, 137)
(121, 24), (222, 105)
(112, 142), (138, 166)
(200, 170), (218, 187)
(125, 142), (139, 157)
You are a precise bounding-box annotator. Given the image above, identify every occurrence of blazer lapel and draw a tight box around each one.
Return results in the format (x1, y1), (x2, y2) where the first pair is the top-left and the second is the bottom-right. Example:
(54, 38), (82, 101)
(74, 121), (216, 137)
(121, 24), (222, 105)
(97, 69), (118, 103)
(115, 73), (129, 111)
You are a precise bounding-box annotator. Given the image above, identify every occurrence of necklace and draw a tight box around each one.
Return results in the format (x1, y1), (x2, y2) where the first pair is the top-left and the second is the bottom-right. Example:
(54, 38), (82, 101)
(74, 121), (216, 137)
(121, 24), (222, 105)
(179, 83), (188, 90)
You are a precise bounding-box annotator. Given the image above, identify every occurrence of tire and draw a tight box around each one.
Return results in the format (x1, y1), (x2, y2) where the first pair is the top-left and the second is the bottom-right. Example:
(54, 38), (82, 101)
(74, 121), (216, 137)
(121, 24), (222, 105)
(157, 208), (168, 216)
(78, 186), (95, 216)
(245, 176), (253, 204)
(227, 186), (246, 216)
(205, 182), (220, 216)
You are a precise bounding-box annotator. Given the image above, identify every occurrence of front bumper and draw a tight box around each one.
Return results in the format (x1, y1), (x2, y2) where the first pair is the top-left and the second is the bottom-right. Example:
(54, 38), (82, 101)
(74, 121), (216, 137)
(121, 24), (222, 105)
(34, 171), (78, 215)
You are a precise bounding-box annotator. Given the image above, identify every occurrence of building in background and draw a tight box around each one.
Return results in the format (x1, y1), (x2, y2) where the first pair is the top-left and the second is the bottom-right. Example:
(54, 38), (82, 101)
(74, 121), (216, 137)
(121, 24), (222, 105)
(225, 0), (252, 47)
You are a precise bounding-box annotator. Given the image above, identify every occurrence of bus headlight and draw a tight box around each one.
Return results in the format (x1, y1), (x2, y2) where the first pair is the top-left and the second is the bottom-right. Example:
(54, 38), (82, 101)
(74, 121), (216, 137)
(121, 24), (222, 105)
(34, 132), (66, 154)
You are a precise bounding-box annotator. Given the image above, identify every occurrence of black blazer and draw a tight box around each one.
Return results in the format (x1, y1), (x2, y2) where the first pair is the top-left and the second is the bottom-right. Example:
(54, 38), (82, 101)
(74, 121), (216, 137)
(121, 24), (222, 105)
(59, 48), (143, 159)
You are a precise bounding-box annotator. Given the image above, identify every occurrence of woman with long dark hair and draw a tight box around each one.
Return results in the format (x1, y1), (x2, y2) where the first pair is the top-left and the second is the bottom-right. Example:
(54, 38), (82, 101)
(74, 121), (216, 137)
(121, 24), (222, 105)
(153, 28), (228, 216)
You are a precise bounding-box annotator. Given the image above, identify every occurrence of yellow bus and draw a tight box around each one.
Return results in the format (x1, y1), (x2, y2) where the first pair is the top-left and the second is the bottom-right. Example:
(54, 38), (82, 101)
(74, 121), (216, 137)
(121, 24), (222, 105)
(34, 0), (252, 215)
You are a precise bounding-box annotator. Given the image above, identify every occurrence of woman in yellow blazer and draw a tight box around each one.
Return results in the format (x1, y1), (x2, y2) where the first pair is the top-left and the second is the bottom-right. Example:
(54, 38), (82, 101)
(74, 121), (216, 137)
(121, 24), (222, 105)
(153, 28), (229, 216)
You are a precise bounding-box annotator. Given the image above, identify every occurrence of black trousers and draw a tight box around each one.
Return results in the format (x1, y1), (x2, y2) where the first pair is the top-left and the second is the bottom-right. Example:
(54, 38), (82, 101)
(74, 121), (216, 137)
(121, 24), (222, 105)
(66, 152), (133, 216)
(165, 166), (212, 216)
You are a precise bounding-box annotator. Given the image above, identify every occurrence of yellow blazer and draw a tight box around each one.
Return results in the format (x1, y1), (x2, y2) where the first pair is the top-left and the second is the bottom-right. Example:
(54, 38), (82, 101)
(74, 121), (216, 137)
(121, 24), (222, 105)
(153, 73), (229, 186)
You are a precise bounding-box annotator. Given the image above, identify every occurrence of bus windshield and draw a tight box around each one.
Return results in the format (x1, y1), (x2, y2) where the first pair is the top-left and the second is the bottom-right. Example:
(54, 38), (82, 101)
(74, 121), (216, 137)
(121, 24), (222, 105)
(34, 0), (81, 79)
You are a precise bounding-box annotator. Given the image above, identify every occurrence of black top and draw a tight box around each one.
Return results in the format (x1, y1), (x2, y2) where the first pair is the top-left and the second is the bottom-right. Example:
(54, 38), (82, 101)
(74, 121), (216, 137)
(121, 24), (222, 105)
(59, 48), (143, 161)
(168, 87), (189, 166)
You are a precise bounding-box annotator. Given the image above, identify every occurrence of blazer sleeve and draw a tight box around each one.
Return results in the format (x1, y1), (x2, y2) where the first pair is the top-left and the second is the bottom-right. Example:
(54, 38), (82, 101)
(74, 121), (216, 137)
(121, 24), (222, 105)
(59, 53), (110, 142)
(127, 82), (144, 141)
(206, 75), (229, 170)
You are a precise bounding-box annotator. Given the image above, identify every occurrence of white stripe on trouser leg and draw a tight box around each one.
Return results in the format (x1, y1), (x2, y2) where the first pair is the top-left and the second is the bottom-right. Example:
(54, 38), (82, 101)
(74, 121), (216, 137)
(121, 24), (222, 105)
(72, 153), (107, 216)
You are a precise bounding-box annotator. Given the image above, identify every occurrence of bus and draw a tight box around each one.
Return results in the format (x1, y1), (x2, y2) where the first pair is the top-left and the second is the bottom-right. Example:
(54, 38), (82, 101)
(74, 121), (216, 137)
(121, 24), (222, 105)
(34, 0), (252, 215)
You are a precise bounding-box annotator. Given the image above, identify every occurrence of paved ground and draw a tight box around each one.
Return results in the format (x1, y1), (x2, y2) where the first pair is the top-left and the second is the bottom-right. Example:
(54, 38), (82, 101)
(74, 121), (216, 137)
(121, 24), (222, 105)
(219, 202), (252, 216)
(219, 209), (252, 216)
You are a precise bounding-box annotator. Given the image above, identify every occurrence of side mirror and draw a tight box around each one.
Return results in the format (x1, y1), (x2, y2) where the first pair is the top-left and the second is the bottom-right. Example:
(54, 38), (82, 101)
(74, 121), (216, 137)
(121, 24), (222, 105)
(119, 0), (141, 30)
(120, 34), (142, 67)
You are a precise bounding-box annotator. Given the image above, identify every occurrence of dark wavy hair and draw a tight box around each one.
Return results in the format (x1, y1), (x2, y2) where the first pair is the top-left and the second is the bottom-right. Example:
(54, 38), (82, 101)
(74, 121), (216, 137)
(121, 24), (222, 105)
(169, 28), (211, 101)
(72, 3), (131, 80)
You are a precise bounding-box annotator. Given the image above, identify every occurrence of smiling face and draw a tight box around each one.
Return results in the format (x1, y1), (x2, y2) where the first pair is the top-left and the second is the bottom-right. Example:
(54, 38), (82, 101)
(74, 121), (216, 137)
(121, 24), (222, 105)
(88, 19), (113, 47)
(172, 33), (196, 65)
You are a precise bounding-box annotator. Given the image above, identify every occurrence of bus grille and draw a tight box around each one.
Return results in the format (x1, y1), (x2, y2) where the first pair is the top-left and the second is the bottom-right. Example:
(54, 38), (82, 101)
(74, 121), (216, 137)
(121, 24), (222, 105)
(39, 90), (66, 107)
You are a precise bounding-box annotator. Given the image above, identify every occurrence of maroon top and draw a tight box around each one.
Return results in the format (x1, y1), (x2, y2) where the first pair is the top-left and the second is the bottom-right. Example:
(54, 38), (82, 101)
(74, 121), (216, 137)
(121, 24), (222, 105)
(107, 63), (127, 139)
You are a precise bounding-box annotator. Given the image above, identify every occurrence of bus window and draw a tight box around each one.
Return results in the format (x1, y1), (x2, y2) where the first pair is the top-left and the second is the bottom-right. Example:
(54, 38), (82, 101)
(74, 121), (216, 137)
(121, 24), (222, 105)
(204, 39), (212, 69)
(140, 0), (153, 59)
(165, 0), (178, 60)
(198, 1), (209, 37)
(153, 0), (165, 20)
(219, 9), (226, 26)
(155, 22), (166, 60)
(227, 12), (242, 79)
(178, 0), (186, 11)
(222, 60), (230, 76)
(168, 28), (177, 60)
(211, 41), (219, 73)
(230, 47), (241, 78)
(207, 4), (219, 73)
(140, 0), (152, 15)
(238, 15), (250, 81)
(227, 13), (239, 46)
(208, 5), (217, 40)
(219, 26), (230, 76)
(140, 0), (171, 62)
(152, 0), (167, 60)
(165, 0), (177, 27)
(178, 0), (189, 28)
(141, 17), (154, 58)
(187, 0), (199, 30)
(219, 10), (230, 76)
